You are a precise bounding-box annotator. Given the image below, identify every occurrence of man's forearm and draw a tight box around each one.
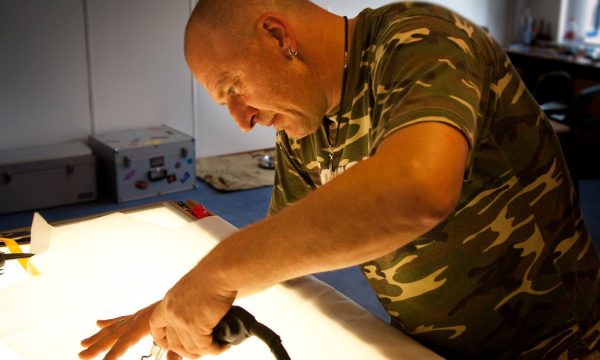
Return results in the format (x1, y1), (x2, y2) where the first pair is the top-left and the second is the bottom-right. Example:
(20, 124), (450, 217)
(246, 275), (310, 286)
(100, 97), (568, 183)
(198, 185), (422, 294)
(192, 123), (468, 295)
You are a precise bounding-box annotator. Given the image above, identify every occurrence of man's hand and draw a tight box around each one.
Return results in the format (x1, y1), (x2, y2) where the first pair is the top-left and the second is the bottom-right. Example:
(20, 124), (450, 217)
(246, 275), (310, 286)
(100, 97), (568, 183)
(149, 266), (237, 358)
(79, 260), (238, 360)
(79, 301), (181, 360)
(79, 302), (159, 359)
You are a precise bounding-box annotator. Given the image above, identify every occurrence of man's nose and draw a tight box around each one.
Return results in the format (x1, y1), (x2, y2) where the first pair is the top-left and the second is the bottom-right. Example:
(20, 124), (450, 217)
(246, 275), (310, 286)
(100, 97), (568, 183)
(227, 96), (258, 132)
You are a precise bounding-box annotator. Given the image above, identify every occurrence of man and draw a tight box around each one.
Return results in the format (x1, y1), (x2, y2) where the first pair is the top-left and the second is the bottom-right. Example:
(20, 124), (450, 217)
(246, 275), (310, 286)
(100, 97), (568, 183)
(79, 1), (600, 359)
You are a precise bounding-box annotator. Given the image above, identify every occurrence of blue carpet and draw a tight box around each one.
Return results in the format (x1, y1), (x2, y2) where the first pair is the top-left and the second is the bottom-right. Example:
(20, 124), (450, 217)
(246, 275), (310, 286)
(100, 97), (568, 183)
(0, 181), (272, 231)
(1, 177), (599, 323)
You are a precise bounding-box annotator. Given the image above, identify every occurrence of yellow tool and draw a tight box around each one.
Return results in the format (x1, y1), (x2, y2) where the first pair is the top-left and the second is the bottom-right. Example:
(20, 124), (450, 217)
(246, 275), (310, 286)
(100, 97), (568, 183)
(0, 237), (39, 275)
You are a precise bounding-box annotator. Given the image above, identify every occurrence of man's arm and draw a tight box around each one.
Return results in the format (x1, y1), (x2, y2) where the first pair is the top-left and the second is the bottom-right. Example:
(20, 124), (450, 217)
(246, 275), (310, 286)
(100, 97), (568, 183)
(150, 121), (469, 357)
(211, 121), (467, 285)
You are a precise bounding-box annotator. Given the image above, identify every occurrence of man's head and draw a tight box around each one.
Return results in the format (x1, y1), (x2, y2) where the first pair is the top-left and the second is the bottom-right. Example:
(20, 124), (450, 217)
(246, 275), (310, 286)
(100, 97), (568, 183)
(184, 0), (337, 139)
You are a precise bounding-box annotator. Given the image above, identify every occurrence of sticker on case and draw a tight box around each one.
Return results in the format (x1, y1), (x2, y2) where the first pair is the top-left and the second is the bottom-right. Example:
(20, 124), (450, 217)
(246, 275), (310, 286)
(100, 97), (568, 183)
(180, 172), (191, 183)
(124, 170), (136, 181)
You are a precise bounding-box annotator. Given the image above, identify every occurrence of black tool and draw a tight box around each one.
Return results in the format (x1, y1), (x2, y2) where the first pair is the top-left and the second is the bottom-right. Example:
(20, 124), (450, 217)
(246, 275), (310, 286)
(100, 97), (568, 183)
(0, 251), (34, 275)
(213, 306), (291, 360)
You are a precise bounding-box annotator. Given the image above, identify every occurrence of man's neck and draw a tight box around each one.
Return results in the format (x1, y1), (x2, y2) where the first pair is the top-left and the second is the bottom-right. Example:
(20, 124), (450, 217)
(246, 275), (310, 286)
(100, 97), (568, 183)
(296, 11), (358, 116)
(324, 16), (358, 116)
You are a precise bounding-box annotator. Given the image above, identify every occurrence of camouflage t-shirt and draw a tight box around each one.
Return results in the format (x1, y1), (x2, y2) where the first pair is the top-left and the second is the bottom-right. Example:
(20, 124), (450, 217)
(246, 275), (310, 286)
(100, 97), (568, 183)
(268, 3), (600, 359)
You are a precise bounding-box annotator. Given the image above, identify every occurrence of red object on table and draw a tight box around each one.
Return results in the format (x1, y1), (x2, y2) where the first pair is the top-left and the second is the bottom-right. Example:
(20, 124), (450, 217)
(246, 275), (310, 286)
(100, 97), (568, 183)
(186, 200), (211, 219)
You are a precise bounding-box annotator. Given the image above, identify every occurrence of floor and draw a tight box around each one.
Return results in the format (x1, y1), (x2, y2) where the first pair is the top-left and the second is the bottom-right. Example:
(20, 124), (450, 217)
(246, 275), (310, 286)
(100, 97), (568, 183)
(1, 177), (599, 323)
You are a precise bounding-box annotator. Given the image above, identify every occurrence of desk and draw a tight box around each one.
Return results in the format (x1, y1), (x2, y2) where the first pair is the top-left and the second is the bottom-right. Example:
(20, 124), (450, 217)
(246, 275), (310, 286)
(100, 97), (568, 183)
(506, 44), (600, 177)
(506, 44), (600, 86)
(0, 204), (440, 359)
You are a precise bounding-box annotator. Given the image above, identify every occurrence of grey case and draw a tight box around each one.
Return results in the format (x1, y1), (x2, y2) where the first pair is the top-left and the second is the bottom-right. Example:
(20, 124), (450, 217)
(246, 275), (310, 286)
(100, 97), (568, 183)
(88, 125), (197, 202)
(0, 141), (97, 215)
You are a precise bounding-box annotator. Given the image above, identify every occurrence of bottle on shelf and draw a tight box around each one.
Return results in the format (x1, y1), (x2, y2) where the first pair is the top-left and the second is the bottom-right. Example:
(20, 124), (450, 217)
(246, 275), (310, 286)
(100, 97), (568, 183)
(563, 17), (583, 55)
(520, 8), (534, 46)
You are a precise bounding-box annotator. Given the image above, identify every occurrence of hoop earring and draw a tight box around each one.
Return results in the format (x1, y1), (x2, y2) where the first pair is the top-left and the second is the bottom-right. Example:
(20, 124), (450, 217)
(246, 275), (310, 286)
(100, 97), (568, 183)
(288, 48), (298, 57)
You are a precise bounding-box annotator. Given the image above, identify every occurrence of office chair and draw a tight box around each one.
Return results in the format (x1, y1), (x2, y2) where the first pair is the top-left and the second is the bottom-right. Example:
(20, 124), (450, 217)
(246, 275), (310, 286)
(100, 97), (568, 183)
(533, 71), (578, 192)
(533, 71), (574, 123)
(570, 84), (600, 180)
(533, 71), (600, 194)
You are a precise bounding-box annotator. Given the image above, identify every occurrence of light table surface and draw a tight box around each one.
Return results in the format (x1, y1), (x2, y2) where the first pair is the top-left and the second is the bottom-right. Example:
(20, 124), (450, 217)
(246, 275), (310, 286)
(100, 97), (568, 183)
(0, 205), (441, 359)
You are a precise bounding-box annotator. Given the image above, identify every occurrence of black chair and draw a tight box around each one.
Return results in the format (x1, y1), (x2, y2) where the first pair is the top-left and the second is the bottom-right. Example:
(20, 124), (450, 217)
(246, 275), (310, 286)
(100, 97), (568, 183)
(570, 84), (600, 180)
(533, 71), (578, 192)
(573, 84), (600, 129)
(533, 72), (600, 194)
(533, 71), (574, 124)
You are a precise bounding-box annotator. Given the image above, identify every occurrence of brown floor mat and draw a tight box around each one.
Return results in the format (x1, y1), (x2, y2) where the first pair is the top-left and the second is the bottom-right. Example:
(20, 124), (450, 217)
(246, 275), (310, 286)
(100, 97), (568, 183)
(195, 149), (276, 191)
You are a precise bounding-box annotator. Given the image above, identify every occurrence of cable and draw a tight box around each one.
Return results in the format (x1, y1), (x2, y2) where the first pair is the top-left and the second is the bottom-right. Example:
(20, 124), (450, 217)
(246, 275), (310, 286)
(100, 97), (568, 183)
(213, 306), (291, 360)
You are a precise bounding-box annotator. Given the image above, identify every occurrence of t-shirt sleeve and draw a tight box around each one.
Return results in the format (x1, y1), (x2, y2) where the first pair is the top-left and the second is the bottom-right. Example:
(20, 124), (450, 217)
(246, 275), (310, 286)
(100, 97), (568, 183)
(268, 132), (315, 215)
(370, 14), (486, 159)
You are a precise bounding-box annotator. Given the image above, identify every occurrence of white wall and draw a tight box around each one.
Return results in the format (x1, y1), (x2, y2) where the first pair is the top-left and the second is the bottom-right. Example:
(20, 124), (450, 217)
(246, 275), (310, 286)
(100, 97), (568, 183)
(513, 0), (564, 42)
(86, 0), (193, 136)
(1, 0), (512, 158)
(0, 0), (92, 150)
(315, 0), (510, 45)
(0, 0), (195, 151)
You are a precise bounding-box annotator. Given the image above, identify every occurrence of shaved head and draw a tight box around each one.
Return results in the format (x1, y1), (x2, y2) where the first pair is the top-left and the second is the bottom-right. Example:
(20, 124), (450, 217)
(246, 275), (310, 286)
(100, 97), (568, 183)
(183, 0), (348, 138)
(185, 0), (308, 56)
(187, 0), (304, 30)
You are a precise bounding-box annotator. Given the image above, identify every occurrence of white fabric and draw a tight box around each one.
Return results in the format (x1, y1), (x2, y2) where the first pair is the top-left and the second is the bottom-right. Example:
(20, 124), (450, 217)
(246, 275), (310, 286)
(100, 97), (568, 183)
(0, 209), (441, 359)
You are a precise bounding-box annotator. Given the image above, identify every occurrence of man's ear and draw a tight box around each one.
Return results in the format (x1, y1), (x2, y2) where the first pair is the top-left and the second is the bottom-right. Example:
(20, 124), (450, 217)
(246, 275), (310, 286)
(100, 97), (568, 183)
(256, 12), (297, 54)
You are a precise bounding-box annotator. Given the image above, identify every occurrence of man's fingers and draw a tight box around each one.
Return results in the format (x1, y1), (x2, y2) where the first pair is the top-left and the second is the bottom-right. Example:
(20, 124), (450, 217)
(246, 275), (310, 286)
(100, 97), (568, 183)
(102, 331), (147, 360)
(80, 321), (121, 348)
(80, 331), (103, 348)
(172, 324), (205, 356)
(166, 350), (183, 360)
(79, 330), (120, 359)
(151, 327), (168, 350)
(149, 305), (168, 348)
(80, 303), (158, 360)
(205, 338), (230, 355)
(101, 311), (153, 360)
(80, 315), (131, 348)
(79, 322), (123, 356)
(80, 313), (149, 359)
(164, 326), (201, 359)
(96, 316), (129, 328)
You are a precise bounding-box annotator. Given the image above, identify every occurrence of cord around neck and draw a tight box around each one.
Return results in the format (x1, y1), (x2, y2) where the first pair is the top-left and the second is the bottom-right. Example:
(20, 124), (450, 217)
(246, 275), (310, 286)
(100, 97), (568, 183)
(326, 15), (349, 149)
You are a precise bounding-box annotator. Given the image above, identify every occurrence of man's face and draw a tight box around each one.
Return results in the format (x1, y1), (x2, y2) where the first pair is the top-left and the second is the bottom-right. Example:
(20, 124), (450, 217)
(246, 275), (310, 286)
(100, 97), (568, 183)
(186, 29), (328, 139)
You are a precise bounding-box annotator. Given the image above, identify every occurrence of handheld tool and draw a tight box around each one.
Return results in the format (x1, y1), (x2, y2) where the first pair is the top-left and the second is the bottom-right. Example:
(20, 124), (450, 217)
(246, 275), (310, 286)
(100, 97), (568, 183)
(213, 306), (291, 360)
(0, 251), (34, 275)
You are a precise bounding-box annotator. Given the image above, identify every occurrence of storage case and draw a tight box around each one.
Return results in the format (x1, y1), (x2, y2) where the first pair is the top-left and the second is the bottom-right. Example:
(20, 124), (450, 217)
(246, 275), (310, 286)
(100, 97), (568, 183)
(0, 141), (97, 215)
(88, 125), (197, 202)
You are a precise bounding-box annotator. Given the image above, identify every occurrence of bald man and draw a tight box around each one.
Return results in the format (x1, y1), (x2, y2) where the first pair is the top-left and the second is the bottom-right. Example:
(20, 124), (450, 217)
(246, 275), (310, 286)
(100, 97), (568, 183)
(80, 1), (600, 359)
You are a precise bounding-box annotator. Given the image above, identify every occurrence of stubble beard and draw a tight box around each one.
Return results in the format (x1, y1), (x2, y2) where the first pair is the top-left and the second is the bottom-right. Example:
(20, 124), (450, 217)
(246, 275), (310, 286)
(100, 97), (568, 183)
(283, 113), (324, 140)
